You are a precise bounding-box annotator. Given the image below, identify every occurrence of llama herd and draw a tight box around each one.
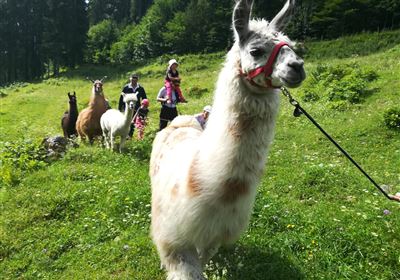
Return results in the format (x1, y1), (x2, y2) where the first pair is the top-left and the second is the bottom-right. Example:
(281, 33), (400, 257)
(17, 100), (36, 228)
(61, 77), (137, 152)
(62, 0), (306, 279)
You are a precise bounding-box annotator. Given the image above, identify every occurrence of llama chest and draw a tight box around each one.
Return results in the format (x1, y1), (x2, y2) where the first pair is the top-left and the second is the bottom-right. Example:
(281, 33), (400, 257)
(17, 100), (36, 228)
(183, 192), (256, 248)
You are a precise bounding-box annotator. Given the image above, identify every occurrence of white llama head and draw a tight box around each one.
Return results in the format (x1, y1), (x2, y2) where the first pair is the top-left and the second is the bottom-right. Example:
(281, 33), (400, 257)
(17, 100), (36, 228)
(122, 93), (137, 109)
(233, 0), (305, 91)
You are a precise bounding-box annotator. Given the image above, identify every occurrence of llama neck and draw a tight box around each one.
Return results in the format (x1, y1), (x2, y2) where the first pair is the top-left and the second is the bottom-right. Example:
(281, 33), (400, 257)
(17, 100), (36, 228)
(89, 94), (106, 110)
(197, 45), (280, 192)
(124, 105), (135, 127)
(69, 102), (78, 115)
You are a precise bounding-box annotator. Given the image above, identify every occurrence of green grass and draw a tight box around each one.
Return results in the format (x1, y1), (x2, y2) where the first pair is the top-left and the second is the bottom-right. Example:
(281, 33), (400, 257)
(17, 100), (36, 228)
(304, 29), (400, 61)
(1, 31), (400, 279)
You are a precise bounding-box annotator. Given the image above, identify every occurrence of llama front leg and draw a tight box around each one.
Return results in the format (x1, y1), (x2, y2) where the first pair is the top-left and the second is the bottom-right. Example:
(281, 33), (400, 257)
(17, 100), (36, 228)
(165, 250), (205, 280)
(110, 134), (115, 151)
(104, 132), (110, 149)
(198, 245), (220, 268)
(119, 136), (126, 153)
(156, 243), (205, 280)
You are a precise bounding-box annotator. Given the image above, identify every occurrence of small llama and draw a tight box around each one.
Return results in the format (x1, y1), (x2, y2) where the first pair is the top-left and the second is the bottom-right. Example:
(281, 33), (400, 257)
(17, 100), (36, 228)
(100, 93), (137, 152)
(149, 0), (306, 279)
(61, 91), (78, 138)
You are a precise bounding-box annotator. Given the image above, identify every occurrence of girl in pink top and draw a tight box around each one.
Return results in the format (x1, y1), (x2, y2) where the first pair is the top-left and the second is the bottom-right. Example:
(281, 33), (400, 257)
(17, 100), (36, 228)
(133, 99), (149, 140)
(165, 59), (186, 103)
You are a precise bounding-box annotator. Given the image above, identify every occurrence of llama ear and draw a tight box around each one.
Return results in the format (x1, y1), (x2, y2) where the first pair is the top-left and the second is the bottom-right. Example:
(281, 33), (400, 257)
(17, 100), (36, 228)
(73, 91), (76, 96)
(233, 0), (253, 44)
(269, 0), (295, 32)
(68, 92), (71, 97)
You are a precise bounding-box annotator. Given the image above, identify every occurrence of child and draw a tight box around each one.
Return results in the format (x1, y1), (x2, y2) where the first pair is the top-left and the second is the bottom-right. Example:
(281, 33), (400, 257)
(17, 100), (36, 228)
(133, 99), (149, 140)
(195, 105), (212, 129)
(165, 59), (186, 103)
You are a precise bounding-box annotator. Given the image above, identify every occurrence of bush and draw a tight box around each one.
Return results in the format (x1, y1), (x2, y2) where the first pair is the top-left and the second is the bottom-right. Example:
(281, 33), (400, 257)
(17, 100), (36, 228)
(44, 77), (67, 86)
(298, 63), (378, 106)
(383, 107), (400, 130)
(0, 139), (47, 187)
(86, 20), (120, 64)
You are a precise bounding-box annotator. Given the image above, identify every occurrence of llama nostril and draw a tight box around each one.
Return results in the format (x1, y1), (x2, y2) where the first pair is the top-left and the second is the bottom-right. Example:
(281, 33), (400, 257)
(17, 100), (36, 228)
(289, 60), (304, 71)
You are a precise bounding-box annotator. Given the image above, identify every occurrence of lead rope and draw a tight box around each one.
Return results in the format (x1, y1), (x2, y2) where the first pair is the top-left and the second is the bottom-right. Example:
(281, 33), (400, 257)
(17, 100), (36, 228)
(281, 87), (400, 203)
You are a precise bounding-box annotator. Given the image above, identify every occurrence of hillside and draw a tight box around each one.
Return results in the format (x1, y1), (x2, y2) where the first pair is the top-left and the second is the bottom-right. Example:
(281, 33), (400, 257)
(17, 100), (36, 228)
(1, 33), (400, 279)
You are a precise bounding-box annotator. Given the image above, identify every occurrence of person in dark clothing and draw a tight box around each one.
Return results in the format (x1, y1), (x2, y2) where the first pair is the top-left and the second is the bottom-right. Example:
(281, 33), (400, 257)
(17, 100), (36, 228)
(118, 74), (147, 138)
(157, 86), (178, 131)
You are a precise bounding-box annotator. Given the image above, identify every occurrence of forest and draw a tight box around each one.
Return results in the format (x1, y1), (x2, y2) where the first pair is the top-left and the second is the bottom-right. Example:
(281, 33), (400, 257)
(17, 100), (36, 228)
(0, 0), (399, 86)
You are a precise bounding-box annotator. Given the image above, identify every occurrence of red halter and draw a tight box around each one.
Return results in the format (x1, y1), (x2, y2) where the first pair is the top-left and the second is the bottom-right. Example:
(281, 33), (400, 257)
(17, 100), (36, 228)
(240, 41), (289, 88)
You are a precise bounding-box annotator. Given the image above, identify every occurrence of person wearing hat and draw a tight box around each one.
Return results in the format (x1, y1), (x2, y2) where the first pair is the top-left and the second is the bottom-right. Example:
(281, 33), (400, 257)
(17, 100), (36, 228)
(165, 59), (186, 104)
(118, 73), (147, 138)
(195, 105), (212, 130)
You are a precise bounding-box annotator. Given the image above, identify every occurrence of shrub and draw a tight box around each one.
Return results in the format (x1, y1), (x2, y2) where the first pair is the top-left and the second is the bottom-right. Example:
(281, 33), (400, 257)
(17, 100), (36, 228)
(44, 77), (67, 86)
(86, 20), (120, 64)
(383, 107), (400, 130)
(0, 139), (47, 187)
(298, 63), (378, 106)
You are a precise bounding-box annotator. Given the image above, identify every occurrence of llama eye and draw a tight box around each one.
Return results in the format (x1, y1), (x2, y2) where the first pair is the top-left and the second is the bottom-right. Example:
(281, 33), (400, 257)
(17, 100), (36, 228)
(249, 49), (264, 57)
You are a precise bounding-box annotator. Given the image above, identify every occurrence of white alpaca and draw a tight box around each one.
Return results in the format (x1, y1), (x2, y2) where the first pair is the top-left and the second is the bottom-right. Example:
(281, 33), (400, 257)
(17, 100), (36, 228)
(100, 93), (137, 152)
(150, 1), (305, 279)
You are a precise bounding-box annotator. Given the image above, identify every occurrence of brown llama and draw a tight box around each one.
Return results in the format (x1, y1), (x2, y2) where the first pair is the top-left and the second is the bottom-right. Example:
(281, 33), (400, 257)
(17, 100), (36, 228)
(76, 78), (108, 144)
(61, 92), (78, 138)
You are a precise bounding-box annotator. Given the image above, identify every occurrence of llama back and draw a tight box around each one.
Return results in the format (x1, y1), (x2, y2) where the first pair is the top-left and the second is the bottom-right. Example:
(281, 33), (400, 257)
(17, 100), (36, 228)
(150, 114), (205, 181)
(100, 109), (126, 133)
(76, 106), (105, 139)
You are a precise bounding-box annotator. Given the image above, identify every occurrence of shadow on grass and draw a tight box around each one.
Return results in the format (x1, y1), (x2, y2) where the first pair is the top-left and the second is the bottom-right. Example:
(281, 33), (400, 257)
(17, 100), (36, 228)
(206, 244), (303, 280)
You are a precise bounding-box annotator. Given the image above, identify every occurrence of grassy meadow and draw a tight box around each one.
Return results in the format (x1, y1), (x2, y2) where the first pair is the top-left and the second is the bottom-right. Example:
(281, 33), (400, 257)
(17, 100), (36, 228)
(1, 31), (400, 279)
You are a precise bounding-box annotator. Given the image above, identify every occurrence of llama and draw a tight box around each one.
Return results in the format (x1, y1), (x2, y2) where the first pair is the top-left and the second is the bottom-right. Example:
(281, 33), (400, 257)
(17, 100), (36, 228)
(61, 92), (78, 138)
(149, 0), (305, 279)
(100, 93), (137, 152)
(76, 78), (108, 144)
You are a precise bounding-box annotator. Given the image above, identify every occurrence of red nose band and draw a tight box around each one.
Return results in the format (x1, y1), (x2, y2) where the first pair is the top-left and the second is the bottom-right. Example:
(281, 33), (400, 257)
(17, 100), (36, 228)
(240, 41), (289, 88)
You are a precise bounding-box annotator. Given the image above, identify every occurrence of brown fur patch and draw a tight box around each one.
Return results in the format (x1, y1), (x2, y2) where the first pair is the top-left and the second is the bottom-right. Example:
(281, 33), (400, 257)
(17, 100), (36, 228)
(173, 130), (191, 143)
(152, 197), (162, 222)
(171, 184), (179, 198)
(150, 152), (163, 177)
(187, 152), (202, 196)
(228, 116), (255, 139)
(221, 178), (249, 203)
